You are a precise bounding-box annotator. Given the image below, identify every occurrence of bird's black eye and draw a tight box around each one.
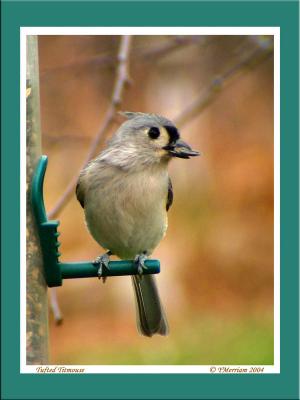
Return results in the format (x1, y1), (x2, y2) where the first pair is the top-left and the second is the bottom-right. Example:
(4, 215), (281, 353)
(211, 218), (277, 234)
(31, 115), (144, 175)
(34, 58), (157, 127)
(148, 127), (160, 139)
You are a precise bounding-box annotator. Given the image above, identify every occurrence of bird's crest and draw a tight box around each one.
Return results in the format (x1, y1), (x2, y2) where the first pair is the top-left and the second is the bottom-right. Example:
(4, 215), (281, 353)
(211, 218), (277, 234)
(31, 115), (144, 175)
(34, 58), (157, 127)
(119, 111), (148, 120)
(118, 111), (175, 128)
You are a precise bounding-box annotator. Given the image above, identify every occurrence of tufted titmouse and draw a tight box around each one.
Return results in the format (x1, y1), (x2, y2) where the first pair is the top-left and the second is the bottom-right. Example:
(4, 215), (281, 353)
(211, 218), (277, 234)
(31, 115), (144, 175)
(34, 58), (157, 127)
(76, 112), (199, 337)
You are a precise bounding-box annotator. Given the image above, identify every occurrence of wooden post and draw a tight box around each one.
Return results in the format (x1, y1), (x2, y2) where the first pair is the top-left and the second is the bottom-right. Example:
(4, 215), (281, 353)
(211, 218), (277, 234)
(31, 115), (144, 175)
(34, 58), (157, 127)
(26, 35), (49, 364)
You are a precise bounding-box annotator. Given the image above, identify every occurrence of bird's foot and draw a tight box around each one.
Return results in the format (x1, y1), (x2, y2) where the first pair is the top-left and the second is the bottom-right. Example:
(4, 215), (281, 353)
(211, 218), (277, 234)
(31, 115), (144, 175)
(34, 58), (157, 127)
(134, 253), (148, 279)
(93, 251), (111, 283)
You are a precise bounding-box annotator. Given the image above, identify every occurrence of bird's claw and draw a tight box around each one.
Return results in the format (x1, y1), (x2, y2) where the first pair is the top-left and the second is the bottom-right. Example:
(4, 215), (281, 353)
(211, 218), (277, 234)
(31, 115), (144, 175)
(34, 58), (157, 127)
(135, 254), (148, 279)
(93, 253), (111, 283)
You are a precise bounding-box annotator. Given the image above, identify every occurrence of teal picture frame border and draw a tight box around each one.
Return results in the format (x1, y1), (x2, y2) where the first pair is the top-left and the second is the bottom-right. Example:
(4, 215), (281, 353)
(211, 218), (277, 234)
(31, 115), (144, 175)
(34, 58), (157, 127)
(1, 1), (299, 399)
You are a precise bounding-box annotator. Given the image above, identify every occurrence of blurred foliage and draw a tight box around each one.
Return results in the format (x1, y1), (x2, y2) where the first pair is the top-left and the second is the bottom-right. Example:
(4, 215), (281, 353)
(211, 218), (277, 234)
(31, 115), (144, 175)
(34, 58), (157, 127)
(38, 35), (274, 365)
(51, 314), (273, 365)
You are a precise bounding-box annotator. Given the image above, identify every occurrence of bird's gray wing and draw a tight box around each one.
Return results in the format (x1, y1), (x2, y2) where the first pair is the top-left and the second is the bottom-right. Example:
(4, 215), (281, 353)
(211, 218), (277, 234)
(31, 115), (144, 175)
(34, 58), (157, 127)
(166, 177), (173, 211)
(75, 160), (110, 209)
(76, 179), (85, 208)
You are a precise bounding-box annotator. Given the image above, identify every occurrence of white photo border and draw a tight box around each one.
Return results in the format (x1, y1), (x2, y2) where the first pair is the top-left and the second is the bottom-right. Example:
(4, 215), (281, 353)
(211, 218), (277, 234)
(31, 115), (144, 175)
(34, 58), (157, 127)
(20, 26), (280, 374)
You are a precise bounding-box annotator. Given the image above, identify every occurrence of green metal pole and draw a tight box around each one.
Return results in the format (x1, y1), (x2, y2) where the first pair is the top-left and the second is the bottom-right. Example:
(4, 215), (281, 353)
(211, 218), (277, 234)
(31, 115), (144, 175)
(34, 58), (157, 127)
(26, 35), (49, 364)
(60, 260), (160, 279)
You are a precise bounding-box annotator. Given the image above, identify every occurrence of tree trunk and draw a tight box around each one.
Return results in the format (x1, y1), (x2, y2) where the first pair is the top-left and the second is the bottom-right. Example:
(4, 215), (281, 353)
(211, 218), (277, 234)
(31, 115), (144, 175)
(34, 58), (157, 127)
(26, 35), (49, 364)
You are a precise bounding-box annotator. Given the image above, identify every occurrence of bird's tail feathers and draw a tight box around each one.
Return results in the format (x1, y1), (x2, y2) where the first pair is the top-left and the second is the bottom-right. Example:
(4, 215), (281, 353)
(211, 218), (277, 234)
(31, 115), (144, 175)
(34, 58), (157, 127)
(131, 274), (169, 337)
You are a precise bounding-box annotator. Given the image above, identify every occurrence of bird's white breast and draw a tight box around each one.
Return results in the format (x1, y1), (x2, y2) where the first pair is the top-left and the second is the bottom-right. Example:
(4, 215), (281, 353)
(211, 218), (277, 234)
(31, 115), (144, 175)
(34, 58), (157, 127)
(84, 165), (169, 259)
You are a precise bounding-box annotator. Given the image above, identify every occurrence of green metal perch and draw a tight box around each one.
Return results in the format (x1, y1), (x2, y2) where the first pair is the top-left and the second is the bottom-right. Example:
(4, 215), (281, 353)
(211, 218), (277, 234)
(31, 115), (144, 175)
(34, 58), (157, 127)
(31, 155), (160, 287)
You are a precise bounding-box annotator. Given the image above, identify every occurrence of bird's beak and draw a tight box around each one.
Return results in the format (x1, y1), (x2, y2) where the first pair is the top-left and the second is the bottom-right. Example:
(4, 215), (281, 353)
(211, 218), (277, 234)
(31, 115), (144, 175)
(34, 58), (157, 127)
(163, 139), (200, 159)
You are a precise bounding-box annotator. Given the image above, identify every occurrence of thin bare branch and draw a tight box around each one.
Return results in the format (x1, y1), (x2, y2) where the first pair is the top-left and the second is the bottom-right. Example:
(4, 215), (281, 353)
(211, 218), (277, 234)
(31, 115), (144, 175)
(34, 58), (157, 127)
(174, 44), (273, 128)
(40, 36), (206, 78)
(50, 288), (63, 325)
(141, 36), (206, 60)
(47, 35), (132, 220)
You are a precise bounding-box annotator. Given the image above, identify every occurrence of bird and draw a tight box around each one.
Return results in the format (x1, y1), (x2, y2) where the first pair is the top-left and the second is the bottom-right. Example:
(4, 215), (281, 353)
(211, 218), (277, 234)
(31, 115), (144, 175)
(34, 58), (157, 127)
(76, 112), (199, 337)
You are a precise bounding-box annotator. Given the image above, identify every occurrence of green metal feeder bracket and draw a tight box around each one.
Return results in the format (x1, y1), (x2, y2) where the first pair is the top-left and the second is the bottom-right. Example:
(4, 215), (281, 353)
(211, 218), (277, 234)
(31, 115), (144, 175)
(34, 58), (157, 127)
(31, 155), (160, 287)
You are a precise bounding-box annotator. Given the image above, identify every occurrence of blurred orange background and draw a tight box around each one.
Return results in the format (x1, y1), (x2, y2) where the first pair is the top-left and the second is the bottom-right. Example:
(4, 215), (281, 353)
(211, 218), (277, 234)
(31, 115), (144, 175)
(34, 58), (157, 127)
(38, 35), (274, 365)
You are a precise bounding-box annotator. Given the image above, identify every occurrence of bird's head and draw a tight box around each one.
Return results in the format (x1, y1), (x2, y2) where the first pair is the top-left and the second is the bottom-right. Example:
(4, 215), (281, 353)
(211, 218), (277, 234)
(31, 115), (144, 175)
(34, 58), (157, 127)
(101, 112), (199, 170)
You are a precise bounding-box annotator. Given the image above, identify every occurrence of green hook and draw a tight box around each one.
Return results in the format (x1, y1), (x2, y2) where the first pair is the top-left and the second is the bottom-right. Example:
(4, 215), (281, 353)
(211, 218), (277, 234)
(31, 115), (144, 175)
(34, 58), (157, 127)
(31, 156), (160, 287)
